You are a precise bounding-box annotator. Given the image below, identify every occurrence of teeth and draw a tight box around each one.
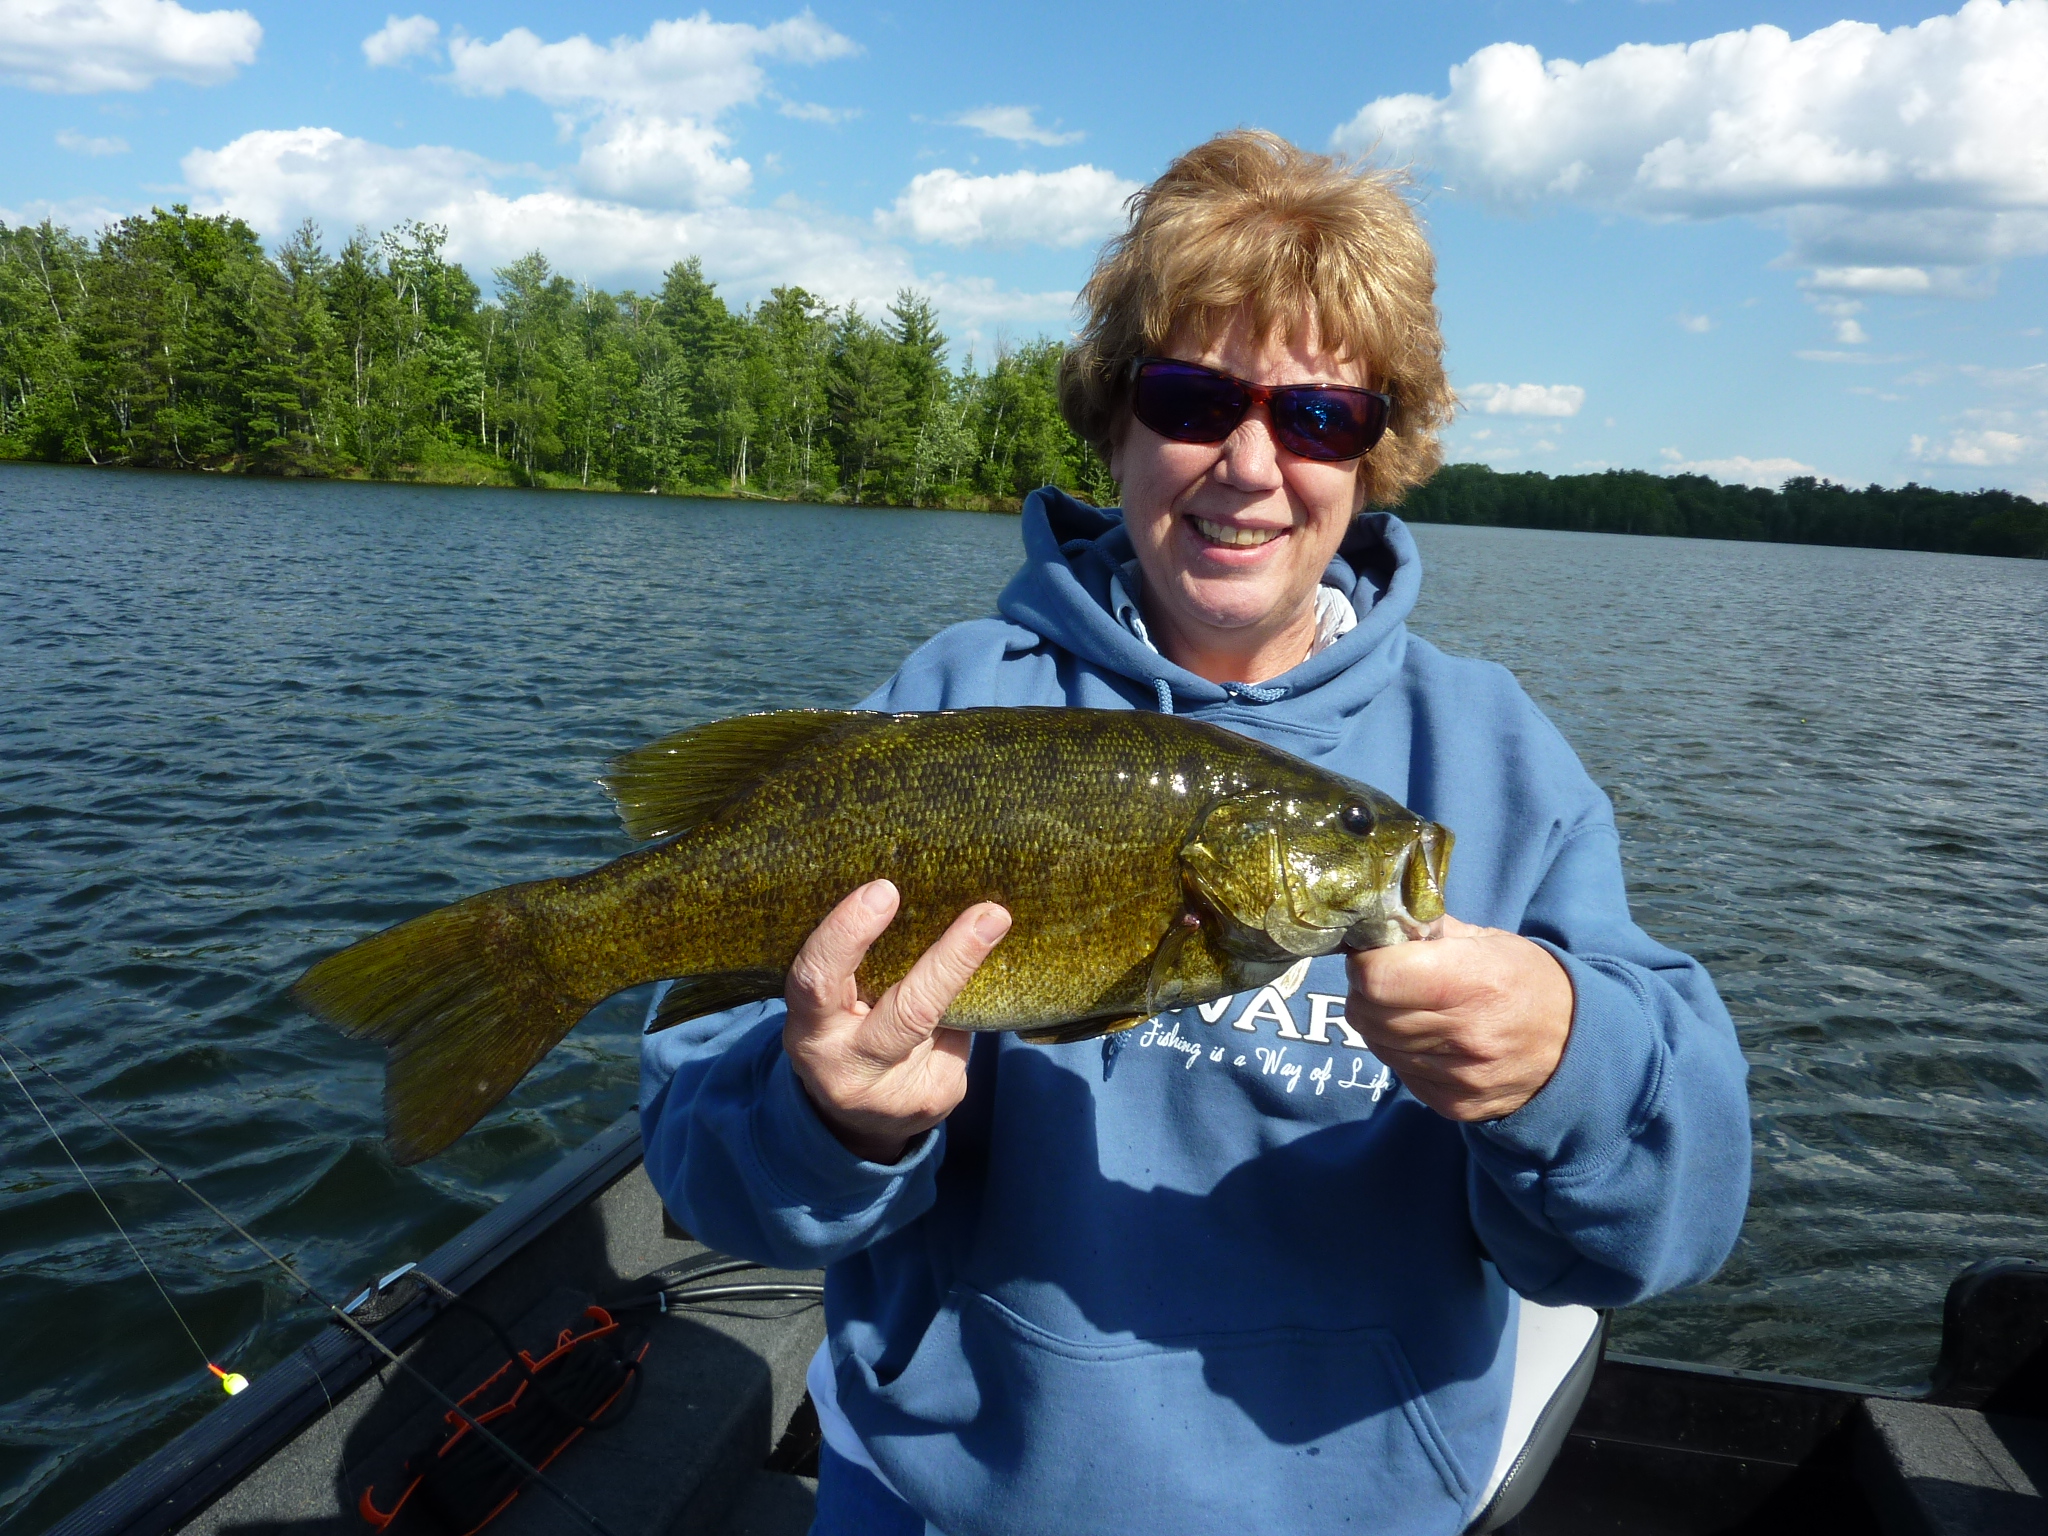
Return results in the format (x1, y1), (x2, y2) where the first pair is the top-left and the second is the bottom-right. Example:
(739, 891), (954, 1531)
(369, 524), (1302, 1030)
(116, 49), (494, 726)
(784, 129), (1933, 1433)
(1192, 517), (1281, 547)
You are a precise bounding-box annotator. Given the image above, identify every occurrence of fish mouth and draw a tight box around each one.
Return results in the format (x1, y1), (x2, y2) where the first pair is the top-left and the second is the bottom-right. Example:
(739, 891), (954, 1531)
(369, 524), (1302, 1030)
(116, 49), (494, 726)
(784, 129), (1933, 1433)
(1343, 906), (1441, 950)
(1344, 825), (1454, 949)
(1189, 516), (1285, 549)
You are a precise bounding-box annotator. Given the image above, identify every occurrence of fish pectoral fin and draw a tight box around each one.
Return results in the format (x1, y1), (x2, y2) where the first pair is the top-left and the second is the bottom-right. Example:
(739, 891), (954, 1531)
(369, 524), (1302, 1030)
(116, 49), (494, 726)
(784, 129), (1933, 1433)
(1145, 909), (1234, 1011)
(605, 710), (895, 842)
(648, 968), (786, 1032)
(1017, 1014), (1149, 1048)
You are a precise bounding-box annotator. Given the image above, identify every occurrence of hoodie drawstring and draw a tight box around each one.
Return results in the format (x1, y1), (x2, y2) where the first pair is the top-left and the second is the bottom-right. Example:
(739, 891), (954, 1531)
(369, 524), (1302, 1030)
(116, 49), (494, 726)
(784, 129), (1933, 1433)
(1153, 678), (1290, 712)
(1224, 682), (1288, 704)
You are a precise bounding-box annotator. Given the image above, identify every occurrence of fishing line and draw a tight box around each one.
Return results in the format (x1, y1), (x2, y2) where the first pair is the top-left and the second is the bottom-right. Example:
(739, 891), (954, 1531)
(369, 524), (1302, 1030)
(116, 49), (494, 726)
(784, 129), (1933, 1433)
(0, 1041), (223, 1384)
(0, 1029), (625, 1536)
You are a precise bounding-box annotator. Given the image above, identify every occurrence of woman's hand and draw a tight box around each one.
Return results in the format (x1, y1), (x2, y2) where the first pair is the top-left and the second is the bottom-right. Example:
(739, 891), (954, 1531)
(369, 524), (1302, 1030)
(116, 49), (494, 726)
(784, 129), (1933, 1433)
(782, 880), (1011, 1165)
(1344, 915), (1575, 1122)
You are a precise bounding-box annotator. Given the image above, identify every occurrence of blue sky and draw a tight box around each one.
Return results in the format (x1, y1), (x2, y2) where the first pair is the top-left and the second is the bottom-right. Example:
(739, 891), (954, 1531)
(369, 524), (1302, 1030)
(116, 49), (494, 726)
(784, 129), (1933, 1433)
(3, 0), (2044, 496)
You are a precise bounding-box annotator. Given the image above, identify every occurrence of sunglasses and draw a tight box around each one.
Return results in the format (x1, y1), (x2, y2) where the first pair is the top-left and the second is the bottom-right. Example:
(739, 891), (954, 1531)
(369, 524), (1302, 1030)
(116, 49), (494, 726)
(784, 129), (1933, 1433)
(1127, 357), (1393, 463)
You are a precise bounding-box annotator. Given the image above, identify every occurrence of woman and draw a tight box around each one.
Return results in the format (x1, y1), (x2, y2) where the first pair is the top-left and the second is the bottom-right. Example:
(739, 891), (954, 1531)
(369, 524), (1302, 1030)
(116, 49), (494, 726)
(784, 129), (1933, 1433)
(641, 131), (1750, 1536)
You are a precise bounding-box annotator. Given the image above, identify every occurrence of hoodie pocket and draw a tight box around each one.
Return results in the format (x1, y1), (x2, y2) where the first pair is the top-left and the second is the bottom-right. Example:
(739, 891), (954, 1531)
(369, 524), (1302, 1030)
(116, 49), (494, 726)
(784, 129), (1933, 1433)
(855, 1286), (1477, 1536)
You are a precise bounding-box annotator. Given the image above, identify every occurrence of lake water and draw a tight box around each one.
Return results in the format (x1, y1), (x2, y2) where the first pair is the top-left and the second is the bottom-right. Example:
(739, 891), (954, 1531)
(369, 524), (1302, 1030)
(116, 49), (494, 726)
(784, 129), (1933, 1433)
(3, 462), (2045, 1530)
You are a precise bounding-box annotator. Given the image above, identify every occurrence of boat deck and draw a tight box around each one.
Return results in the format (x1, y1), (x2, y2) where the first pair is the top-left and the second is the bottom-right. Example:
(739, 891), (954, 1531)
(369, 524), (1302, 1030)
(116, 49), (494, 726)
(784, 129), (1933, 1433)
(57, 1115), (2048, 1536)
(186, 1150), (824, 1536)
(56, 1117), (824, 1536)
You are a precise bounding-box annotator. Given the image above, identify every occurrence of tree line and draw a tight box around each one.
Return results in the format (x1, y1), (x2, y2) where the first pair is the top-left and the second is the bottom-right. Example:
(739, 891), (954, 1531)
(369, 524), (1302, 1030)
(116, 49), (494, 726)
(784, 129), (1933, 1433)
(0, 207), (1112, 507)
(1401, 463), (2046, 561)
(2, 206), (2040, 559)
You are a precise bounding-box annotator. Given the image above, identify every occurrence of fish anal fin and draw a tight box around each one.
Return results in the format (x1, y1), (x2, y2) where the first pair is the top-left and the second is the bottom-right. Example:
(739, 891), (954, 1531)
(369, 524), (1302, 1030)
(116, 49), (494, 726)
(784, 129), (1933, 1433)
(605, 710), (890, 843)
(649, 968), (786, 1033)
(1018, 1014), (1149, 1048)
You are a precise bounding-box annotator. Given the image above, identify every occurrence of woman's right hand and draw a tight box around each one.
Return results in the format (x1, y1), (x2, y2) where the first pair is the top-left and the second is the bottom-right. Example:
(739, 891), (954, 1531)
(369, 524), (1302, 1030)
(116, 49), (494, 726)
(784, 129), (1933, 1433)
(781, 879), (1011, 1165)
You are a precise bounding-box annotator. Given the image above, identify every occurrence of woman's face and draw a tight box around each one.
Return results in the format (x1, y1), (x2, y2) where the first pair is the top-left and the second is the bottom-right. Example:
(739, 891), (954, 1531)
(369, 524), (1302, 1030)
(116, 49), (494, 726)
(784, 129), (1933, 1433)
(1110, 311), (1371, 686)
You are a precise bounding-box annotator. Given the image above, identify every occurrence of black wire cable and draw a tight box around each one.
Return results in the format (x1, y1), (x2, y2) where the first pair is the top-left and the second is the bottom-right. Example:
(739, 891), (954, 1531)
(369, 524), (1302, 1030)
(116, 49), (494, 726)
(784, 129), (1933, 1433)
(665, 1283), (823, 1304)
(599, 1254), (824, 1315)
(0, 1029), (626, 1536)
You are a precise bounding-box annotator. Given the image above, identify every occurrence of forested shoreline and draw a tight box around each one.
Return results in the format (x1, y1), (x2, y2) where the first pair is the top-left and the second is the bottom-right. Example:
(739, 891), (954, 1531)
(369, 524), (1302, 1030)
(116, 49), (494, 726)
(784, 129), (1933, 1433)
(3, 207), (2042, 557)
(1403, 464), (2048, 560)
(0, 207), (1110, 508)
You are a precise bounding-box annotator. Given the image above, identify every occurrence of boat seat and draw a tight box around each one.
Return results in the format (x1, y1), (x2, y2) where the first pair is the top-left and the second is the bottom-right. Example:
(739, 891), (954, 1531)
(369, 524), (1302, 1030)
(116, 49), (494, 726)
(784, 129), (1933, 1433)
(1465, 1299), (1607, 1534)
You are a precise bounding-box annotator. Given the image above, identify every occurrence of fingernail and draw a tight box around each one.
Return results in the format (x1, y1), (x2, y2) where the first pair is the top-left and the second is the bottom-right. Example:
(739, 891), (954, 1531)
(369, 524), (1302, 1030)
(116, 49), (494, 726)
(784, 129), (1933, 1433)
(973, 907), (1011, 943)
(861, 880), (896, 913)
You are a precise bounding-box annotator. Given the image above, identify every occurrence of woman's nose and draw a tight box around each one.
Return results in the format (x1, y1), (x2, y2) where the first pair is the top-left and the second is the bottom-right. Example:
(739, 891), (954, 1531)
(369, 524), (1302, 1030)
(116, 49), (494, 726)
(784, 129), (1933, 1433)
(1216, 405), (1284, 489)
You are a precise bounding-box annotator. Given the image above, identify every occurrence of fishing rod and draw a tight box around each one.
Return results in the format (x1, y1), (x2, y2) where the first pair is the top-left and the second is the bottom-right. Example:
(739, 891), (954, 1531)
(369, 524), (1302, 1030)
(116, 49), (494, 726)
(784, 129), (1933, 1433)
(0, 1030), (627, 1536)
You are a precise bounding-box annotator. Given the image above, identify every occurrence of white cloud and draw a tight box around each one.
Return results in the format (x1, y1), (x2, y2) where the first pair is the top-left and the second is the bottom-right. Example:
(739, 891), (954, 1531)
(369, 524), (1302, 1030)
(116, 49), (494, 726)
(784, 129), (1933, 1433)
(1462, 382), (1586, 417)
(1795, 349), (1914, 363)
(446, 14), (854, 117)
(778, 100), (857, 125)
(183, 127), (496, 231)
(1660, 450), (1820, 486)
(1335, 0), (2048, 268)
(1809, 294), (1872, 345)
(1806, 265), (1932, 294)
(880, 165), (1137, 247)
(918, 273), (1081, 327)
(1961, 362), (2048, 393)
(0, 0), (259, 92)
(432, 14), (856, 212)
(56, 128), (129, 156)
(179, 125), (1076, 325)
(950, 106), (1083, 147)
(1911, 427), (2035, 465)
(576, 114), (753, 206)
(1802, 264), (1993, 297)
(0, 193), (129, 232)
(362, 15), (439, 68)
(1676, 311), (1712, 332)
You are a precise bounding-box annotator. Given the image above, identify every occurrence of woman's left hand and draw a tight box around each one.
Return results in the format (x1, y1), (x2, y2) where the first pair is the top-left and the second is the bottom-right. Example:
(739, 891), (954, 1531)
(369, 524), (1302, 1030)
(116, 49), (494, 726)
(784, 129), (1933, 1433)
(1344, 915), (1575, 1122)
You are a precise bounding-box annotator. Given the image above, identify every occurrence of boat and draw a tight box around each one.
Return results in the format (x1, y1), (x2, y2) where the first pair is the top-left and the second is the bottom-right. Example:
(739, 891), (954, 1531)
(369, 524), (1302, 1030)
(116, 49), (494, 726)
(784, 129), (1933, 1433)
(45, 1112), (2048, 1536)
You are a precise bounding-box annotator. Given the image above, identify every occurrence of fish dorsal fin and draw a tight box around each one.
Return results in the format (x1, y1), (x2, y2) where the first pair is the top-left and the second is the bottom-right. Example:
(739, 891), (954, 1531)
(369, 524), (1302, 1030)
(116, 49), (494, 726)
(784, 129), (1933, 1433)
(606, 710), (883, 842)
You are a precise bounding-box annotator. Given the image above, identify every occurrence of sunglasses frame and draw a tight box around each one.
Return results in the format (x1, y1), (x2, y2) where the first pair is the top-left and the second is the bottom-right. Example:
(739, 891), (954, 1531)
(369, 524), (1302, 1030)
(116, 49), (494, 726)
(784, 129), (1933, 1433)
(1126, 356), (1394, 463)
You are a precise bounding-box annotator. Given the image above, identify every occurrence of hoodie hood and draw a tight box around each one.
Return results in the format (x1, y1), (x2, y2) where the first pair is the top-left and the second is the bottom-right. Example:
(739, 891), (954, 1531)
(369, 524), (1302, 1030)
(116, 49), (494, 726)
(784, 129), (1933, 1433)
(997, 486), (1422, 716)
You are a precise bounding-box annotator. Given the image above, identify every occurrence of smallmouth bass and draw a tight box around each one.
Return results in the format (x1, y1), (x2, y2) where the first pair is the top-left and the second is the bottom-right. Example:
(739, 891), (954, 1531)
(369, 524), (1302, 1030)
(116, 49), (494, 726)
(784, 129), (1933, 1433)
(295, 707), (1453, 1163)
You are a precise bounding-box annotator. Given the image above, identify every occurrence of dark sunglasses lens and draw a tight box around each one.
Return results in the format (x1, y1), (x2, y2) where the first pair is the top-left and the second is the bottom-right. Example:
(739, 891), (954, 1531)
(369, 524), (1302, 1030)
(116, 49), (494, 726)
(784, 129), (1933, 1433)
(1132, 364), (1248, 443)
(1271, 388), (1387, 461)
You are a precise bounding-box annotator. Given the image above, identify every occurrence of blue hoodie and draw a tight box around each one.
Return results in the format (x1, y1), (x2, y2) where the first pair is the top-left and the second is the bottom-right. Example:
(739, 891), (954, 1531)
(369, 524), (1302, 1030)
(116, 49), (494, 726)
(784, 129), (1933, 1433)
(640, 488), (1750, 1536)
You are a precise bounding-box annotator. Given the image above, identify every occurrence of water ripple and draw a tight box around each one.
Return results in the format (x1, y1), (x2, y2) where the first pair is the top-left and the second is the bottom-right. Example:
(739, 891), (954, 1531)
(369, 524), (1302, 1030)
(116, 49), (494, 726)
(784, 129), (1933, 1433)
(0, 466), (1025, 1528)
(2, 468), (2044, 1526)
(1412, 523), (2048, 1390)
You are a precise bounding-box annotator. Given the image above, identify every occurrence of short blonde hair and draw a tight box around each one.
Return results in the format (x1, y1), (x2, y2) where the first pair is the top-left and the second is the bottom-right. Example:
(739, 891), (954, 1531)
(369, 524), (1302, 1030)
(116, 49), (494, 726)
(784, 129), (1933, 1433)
(1060, 130), (1454, 507)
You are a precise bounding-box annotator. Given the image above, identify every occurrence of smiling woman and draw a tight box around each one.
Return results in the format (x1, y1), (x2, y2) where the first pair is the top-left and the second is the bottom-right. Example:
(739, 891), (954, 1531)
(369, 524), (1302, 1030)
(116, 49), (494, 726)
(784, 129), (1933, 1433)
(639, 127), (1751, 1536)
(1059, 131), (1455, 684)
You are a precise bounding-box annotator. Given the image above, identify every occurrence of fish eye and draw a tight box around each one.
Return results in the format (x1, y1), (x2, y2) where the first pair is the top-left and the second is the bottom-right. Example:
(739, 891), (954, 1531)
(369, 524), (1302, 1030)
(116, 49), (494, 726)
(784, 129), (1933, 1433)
(1340, 802), (1373, 835)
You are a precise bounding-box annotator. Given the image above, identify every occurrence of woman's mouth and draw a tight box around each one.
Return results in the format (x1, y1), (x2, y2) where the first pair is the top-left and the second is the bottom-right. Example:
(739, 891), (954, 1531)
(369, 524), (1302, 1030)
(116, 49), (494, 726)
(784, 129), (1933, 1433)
(1189, 516), (1283, 548)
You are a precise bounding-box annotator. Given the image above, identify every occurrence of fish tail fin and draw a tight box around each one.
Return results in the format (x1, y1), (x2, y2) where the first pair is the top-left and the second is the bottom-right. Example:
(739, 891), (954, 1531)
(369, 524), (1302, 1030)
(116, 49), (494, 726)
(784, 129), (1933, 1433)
(295, 883), (587, 1165)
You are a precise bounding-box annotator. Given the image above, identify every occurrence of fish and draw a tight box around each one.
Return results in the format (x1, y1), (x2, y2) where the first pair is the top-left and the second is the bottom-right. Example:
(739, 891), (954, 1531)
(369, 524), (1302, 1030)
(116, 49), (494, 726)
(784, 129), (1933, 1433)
(295, 707), (1453, 1164)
